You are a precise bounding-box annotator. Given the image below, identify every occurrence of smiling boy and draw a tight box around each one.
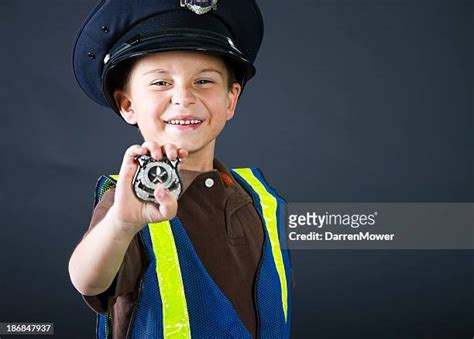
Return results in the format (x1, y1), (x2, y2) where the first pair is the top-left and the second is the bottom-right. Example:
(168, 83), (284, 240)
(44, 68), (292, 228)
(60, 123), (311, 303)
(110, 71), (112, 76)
(68, 1), (292, 338)
(114, 51), (241, 170)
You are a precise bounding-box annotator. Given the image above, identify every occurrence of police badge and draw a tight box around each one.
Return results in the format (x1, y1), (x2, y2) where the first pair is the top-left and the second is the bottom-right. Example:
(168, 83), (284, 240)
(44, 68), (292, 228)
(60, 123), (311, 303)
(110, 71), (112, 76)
(180, 0), (218, 15)
(132, 154), (182, 202)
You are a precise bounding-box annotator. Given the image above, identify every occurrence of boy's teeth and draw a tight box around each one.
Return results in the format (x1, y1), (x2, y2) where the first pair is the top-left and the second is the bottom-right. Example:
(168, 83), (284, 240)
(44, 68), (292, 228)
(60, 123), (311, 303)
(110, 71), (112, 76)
(168, 119), (202, 125)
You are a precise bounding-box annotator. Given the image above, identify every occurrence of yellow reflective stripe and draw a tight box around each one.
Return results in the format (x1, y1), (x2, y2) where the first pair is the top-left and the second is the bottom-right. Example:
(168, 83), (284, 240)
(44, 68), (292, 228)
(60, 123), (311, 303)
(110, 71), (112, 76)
(110, 174), (119, 181)
(109, 174), (190, 338)
(232, 168), (288, 322)
(149, 221), (191, 338)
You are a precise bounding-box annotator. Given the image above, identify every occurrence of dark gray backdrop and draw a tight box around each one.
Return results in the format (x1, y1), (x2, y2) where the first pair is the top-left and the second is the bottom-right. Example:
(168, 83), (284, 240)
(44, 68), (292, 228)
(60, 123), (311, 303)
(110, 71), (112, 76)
(0, 0), (472, 338)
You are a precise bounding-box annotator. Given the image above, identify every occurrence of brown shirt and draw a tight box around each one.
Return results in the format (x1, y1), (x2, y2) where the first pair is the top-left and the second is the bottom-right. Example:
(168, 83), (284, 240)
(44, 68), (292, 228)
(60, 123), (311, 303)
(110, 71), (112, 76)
(80, 159), (265, 339)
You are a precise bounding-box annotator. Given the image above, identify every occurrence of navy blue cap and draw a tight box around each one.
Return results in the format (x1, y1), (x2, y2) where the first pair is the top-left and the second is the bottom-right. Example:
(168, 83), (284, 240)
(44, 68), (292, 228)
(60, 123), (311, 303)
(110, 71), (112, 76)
(72, 0), (264, 115)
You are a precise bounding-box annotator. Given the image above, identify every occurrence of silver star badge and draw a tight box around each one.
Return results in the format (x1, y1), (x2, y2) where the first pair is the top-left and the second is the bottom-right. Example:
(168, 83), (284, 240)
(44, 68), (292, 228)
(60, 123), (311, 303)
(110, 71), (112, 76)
(180, 0), (218, 15)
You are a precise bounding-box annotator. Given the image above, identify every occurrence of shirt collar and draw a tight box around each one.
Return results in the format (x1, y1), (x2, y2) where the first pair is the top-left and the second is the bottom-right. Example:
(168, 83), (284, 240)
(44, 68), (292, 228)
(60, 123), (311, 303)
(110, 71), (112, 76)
(178, 158), (252, 205)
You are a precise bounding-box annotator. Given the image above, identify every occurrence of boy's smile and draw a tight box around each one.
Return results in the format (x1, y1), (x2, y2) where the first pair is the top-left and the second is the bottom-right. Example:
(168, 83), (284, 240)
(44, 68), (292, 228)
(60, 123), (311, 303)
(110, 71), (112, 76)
(163, 114), (204, 131)
(164, 116), (203, 129)
(114, 51), (241, 170)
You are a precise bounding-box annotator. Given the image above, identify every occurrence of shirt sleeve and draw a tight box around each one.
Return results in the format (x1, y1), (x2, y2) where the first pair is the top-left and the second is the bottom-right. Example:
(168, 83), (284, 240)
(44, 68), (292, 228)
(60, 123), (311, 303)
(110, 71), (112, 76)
(80, 188), (143, 314)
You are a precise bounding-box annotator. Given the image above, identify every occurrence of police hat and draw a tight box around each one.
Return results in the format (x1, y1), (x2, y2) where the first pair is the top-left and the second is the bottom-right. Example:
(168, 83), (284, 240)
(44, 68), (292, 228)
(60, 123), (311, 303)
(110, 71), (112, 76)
(72, 0), (264, 116)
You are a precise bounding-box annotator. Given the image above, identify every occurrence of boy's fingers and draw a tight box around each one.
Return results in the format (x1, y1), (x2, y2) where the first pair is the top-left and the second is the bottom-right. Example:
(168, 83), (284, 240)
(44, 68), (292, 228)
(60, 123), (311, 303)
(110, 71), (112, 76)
(118, 145), (147, 183)
(162, 144), (179, 160)
(142, 141), (162, 160)
(139, 142), (186, 161)
(177, 148), (189, 158)
(154, 188), (178, 220)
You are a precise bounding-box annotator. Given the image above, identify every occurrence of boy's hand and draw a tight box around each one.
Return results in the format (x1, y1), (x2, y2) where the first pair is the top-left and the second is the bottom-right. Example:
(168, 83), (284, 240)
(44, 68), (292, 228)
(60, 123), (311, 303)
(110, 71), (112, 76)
(108, 141), (189, 236)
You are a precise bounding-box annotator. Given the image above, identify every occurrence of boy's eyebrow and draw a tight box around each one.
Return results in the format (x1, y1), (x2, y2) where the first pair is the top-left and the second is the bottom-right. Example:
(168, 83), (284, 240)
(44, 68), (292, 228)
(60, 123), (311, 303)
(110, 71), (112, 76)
(142, 69), (168, 76)
(141, 68), (224, 77)
(197, 68), (224, 77)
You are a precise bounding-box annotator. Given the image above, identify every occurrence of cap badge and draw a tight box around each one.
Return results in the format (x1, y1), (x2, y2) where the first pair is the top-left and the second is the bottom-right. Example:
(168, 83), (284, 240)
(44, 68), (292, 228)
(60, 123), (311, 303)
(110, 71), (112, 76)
(180, 0), (217, 15)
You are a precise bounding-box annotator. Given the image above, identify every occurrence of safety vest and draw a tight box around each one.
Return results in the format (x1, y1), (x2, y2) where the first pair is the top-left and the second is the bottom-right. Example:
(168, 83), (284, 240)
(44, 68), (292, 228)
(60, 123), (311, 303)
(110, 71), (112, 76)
(93, 167), (292, 338)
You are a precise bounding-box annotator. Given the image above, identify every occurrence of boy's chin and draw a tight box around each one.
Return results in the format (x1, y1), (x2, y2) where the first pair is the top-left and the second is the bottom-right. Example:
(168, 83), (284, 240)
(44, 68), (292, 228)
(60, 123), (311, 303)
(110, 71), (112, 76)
(177, 139), (215, 156)
(176, 142), (205, 154)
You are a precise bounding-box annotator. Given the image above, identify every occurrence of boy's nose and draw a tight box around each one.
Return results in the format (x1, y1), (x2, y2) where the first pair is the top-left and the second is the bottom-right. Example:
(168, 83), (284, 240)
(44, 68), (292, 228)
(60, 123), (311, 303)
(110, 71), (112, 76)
(171, 85), (196, 107)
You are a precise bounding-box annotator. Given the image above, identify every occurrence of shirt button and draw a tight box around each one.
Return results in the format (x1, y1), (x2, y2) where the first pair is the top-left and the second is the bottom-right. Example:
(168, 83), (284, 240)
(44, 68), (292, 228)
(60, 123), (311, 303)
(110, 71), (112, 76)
(205, 178), (214, 188)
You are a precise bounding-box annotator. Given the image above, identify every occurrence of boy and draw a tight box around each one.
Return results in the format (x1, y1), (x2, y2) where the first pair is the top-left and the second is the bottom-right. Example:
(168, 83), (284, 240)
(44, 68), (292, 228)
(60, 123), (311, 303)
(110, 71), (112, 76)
(68, 1), (292, 338)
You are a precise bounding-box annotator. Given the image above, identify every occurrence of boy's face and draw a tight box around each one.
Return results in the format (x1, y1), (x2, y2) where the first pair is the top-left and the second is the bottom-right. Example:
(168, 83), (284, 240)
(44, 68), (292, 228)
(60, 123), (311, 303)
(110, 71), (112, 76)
(114, 51), (241, 157)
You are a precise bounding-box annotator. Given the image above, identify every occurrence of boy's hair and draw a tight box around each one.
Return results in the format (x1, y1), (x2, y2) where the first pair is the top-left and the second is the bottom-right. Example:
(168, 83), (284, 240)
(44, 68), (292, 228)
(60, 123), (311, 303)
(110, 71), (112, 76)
(106, 53), (240, 102)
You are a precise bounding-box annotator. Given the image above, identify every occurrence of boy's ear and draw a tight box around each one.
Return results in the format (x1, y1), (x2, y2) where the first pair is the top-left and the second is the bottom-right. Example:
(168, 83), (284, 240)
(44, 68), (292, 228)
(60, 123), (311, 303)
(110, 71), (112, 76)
(113, 90), (137, 125)
(226, 83), (242, 121)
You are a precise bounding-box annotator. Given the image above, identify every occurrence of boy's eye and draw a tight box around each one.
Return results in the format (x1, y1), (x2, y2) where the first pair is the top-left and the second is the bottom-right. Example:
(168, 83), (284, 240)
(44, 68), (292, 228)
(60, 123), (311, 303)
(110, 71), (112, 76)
(196, 79), (214, 85)
(151, 80), (171, 86)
